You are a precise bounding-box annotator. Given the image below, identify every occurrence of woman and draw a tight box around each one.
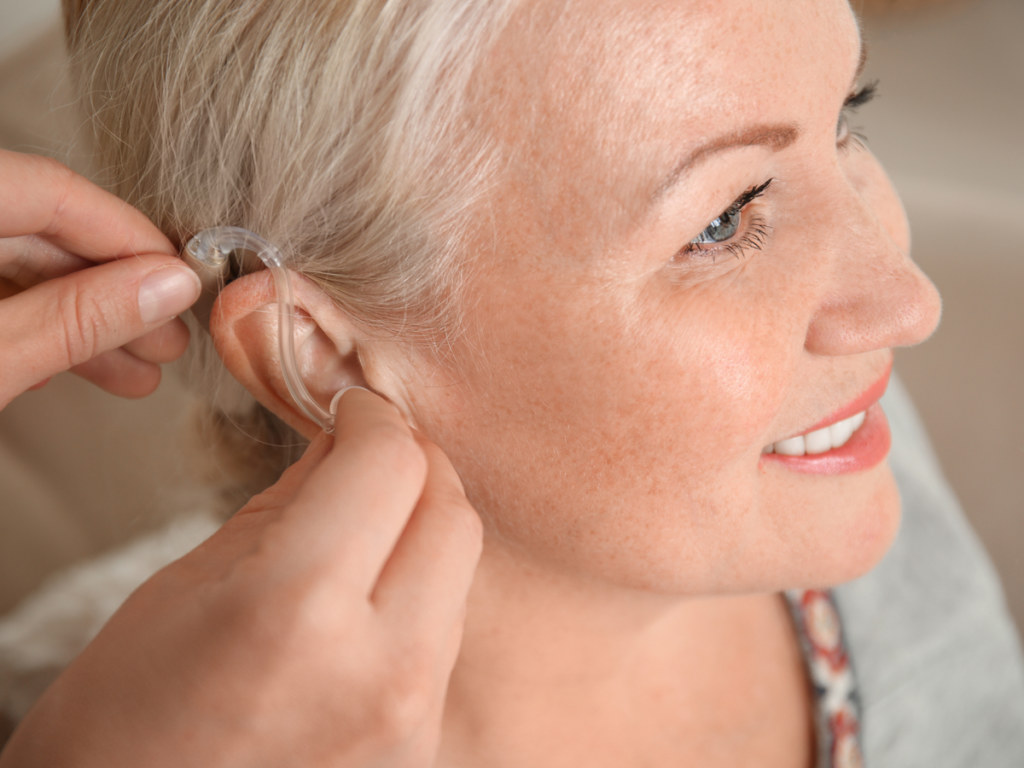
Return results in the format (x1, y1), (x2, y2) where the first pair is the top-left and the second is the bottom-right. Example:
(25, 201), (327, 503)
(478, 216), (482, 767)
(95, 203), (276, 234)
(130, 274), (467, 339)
(1, 0), (1022, 765)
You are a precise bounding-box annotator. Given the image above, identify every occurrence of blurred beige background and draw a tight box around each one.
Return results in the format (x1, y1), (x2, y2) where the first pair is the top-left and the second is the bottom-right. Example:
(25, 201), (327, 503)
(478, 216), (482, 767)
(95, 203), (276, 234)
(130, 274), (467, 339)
(857, 0), (1024, 631)
(0, 1), (1021, 629)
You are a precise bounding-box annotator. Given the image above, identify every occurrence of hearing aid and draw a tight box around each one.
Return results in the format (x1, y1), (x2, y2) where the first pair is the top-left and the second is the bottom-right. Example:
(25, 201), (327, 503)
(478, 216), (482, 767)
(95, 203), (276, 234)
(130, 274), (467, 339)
(183, 226), (337, 433)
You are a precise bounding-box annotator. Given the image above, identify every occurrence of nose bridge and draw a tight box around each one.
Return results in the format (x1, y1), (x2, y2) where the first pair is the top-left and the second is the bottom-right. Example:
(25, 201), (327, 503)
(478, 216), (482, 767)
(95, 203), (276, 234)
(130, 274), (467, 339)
(804, 177), (942, 357)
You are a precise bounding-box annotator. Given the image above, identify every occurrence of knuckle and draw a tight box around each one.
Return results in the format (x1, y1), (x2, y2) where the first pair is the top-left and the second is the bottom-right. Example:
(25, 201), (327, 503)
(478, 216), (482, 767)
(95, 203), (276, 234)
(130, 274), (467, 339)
(36, 156), (76, 233)
(33, 153), (70, 177)
(215, 525), (357, 633)
(371, 655), (436, 740)
(213, 565), (326, 650)
(54, 281), (107, 366)
(240, 483), (292, 515)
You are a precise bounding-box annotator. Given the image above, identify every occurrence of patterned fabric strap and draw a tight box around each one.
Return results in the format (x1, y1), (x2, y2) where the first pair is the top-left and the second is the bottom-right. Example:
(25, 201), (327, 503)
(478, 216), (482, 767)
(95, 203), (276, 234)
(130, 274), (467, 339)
(785, 589), (864, 768)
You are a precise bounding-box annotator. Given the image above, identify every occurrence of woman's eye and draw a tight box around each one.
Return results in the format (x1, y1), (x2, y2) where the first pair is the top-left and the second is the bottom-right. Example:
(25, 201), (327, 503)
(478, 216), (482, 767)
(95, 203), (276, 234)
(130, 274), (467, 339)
(677, 179), (774, 263)
(693, 207), (741, 245)
(690, 178), (771, 248)
(837, 81), (878, 148)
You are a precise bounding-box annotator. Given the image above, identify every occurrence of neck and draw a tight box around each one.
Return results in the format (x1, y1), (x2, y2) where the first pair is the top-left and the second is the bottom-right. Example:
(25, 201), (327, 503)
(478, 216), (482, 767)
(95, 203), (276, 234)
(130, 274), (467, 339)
(438, 536), (808, 766)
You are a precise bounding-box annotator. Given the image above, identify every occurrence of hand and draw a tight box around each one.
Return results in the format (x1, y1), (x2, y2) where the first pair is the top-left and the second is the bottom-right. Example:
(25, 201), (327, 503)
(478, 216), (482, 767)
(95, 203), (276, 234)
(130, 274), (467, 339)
(0, 388), (483, 768)
(0, 149), (201, 408)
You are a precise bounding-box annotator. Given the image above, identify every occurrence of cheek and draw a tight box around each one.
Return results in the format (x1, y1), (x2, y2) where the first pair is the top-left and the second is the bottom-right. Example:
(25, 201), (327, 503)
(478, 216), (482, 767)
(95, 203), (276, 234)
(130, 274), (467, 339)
(414, 268), (800, 590)
(456, 276), (785, 483)
(624, 283), (792, 472)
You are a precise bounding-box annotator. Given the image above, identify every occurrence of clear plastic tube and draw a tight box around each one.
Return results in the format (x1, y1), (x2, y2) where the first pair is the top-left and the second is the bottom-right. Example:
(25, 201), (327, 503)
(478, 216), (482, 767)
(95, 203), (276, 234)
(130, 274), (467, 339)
(184, 227), (335, 433)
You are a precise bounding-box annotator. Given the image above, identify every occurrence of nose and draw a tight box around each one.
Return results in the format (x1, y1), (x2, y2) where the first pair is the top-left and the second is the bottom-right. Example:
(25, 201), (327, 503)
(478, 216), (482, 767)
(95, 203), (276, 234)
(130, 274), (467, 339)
(803, 174), (942, 356)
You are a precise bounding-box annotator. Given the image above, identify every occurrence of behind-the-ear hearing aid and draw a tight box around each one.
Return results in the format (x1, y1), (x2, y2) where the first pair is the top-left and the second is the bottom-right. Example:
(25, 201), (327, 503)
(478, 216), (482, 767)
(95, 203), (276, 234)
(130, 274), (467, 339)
(183, 226), (336, 433)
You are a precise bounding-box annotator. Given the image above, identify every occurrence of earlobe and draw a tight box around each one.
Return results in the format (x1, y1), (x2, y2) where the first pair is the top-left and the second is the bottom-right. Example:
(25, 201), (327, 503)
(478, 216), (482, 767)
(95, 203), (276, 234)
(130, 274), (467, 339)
(209, 270), (368, 438)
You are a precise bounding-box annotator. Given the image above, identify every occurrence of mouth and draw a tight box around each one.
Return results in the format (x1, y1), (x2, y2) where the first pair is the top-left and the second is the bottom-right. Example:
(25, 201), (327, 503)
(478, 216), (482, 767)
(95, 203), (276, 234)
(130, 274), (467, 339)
(759, 364), (893, 474)
(762, 410), (866, 456)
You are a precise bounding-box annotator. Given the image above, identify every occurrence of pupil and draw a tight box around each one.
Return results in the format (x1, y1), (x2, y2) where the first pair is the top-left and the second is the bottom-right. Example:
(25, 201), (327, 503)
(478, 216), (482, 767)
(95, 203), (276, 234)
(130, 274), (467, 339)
(708, 210), (739, 242)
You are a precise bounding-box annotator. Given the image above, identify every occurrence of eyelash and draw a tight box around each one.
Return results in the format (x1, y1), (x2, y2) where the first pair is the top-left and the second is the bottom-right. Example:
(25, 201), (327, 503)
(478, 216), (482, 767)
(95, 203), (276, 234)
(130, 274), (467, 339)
(675, 81), (880, 264)
(837, 80), (878, 151)
(675, 179), (774, 263)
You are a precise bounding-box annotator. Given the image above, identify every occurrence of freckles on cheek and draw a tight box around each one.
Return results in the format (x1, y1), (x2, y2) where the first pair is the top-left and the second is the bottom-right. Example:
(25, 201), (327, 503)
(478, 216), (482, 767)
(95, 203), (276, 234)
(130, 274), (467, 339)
(639, 297), (789, 464)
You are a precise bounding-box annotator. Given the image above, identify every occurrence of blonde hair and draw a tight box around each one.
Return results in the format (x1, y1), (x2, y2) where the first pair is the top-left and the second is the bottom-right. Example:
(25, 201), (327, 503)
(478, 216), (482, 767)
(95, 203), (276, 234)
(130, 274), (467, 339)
(62, 0), (516, 505)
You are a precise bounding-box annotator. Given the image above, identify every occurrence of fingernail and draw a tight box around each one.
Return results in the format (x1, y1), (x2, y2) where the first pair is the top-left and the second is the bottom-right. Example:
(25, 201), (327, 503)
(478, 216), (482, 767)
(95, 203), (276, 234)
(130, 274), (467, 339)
(138, 266), (202, 324)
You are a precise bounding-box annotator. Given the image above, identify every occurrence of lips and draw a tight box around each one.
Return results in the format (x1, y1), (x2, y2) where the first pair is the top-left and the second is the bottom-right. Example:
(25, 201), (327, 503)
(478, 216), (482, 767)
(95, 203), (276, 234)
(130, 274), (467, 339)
(760, 364), (893, 475)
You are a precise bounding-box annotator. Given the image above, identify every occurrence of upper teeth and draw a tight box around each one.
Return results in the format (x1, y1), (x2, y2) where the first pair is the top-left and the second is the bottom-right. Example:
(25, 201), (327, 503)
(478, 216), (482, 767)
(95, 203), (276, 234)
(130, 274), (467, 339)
(763, 411), (866, 456)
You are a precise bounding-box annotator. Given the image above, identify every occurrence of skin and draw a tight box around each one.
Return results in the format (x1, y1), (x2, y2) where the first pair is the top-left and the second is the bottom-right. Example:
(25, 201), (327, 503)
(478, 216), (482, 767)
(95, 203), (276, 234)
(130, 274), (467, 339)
(0, 149), (198, 406)
(408, 0), (941, 596)
(423, 0), (937, 760)
(215, 0), (939, 762)
(1, 391), (482, 768)
(0, 0), (941, 765)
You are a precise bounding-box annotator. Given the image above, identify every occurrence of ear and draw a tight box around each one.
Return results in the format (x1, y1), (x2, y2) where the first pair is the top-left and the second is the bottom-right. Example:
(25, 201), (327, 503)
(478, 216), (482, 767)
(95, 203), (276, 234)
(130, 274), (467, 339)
(210, 269), (375, 439)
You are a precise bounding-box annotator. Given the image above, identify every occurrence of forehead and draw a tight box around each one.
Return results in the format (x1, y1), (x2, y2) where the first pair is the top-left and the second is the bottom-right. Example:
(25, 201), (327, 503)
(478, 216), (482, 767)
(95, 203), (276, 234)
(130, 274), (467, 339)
(473, 0), (859, 252)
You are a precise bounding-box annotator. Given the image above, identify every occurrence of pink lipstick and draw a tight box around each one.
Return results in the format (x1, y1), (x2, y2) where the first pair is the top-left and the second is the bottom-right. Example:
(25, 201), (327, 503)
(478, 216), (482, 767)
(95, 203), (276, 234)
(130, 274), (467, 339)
(760, 366), (892, 475)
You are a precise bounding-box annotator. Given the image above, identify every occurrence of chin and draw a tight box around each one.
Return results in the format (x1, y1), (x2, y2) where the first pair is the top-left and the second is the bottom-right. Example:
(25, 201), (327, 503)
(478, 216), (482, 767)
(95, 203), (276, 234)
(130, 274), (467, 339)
(807, 467), (903, 589)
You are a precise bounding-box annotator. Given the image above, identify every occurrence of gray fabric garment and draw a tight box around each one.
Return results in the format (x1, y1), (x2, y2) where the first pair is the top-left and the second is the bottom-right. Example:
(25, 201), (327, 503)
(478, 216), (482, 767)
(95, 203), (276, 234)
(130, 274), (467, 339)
(836, 378), (1024, 765)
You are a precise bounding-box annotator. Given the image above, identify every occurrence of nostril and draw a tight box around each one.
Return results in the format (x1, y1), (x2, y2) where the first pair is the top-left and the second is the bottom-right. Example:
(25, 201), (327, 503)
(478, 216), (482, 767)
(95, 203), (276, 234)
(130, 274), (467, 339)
(803, 257), (942, 357)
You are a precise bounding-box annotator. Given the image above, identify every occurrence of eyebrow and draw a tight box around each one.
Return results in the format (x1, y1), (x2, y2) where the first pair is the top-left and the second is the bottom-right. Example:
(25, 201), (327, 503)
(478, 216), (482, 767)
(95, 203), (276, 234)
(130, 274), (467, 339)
(653, 123), (799, 201)
(652, 40), (868, 204)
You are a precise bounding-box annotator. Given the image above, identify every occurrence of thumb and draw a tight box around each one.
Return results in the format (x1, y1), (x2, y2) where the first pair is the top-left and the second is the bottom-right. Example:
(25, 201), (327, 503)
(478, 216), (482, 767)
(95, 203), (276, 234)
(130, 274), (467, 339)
(0, 255), (200, 408)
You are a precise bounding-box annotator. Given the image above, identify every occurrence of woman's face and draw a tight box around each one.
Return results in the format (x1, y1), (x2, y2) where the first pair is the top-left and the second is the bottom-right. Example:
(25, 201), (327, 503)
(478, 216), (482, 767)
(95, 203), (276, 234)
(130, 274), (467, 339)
(391, 0), (941, 594)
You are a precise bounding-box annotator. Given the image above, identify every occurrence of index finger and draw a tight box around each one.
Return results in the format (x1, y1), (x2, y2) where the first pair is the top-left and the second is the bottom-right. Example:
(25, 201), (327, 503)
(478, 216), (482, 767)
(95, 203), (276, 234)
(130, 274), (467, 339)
(0, 150), (176, 262)
(271, 388), (430, 589)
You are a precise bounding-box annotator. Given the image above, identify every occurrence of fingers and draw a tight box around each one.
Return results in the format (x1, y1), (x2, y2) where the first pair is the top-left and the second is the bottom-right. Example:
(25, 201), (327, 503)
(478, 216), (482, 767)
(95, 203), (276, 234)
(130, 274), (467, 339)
(71, 349), (163, 399)
(0, 255), (200, 408)
(274, 388), (430, 591)
(237, 431), (336, 514)
(372, 438), (482, 631)
(0, 234), (89, 286)
(8, 295), (189, 400)
(225, 388), (481, 640)
(122, 318), (191, 364)
(0, 153), (196, 406)
(0, 150), (175, 261)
